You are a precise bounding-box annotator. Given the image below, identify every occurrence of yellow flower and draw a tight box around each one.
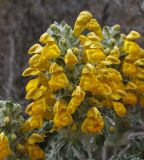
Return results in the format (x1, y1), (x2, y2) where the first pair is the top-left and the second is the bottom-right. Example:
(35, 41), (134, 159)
(49, 62), (64, 74)
(126, 31), (141, 41)
(104, 55), (120, 65)
(25, 135), (45, 160)
(48, 63), (69, 91)
(48, 72), (69, 91)
(67, 86), (85, 114)
(122, 92), (137, 106)
(86, 18), (103, 39)
(74, 11), (93, 36)
(29, 54), (50, 71)
(80, 73), (99, 94)
(111, 89), (127, 101)
(134, 58), (144, 67)
(0, 133), (11, 160)
(64, 49), (78, 69)
(23, 115), (43, 131)
(53, 100), (67, 113)
(79, 64), (100, 94)
(124, 40), (140, 55)
(27, 134), (44, 145)
(25, 144), (45, 160)
(22, 67), (40, 77)
(122, 61), (137, 77)
(39, 32), (55, 44)
(28, 44), (43, 54)
(81, 107), (104, 133)
(110, 46), (119, 58)
(125, 81), (137, 91)
(41, 43), (61, 60)
(54, 110), (73, 129)
(112, 101), (126, 117)
(135, 80), (144, 93)
(25, 101), (46, 116)
(26, 86), (47, 100)
(53, 100), (73, 128)
(85, 48), (105, 63)
(26, 78), (39, 92)
(95, 83), (112, 96)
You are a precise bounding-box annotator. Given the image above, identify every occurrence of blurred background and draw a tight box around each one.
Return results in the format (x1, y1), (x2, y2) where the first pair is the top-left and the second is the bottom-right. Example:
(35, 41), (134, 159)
(0, 0), (144, 106)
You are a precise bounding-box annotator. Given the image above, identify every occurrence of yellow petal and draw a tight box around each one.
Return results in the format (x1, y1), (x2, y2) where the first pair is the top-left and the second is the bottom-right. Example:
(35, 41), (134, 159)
(67, 86), (85, 113)
(28, 44), (43, 54)
(0, 133), (11, 159)
(39, 32), (55, 44)
(87, 107), (101, 118)
(26, 86), (46, 100)
(49, 62), (64, 74)
(87, 18), (103, 39)
(135, 80), (144, 93)
(85, 48), (105, 63)
(48, 72), (69, 91)
(27, 134), (44, 144)
(29, 54), (41, 68)
(112, 101), (126, 117)
(54, 110), (73, 128)
(81, 117), (104, 133)
(125, 81), (137, 90)
(26, 144), (45, 160)
(104, 55), (120, 65)
(74, 10), (93, 36)
(22, 67), (40, 77)
(111, 89), (127, 100)
(82, 63), (96, 74)
(122, 61), (137, 77)
(134, 58), (144, 66)
(41, 44), (61, 60)
(26, 78), (39, 92)
(122, 92), (137, 106)
(126, 31), (141, 41)
(29, 115), (44, 129)
(110, 46), (119, 58)
(54, 100), (67, 113)
(64, 49), (78, 69)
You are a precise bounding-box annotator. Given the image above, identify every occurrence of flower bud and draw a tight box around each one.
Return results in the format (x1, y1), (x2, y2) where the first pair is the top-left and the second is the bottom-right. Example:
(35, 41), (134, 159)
(113, 24), (120, 32)
(64, 49), (78, 70)
(4, 117), (10, 125)
(60, 38), (67, 46)
(50, 24), (60, 33)
(109, 126), (116, 133)
(10, 133), (17, 141)
(16, 144), (24, 152)
(72, 47), (79, 56)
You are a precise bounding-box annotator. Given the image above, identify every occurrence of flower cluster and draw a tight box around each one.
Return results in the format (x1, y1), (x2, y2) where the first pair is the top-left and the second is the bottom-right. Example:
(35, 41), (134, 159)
(22, 11), (144, 139)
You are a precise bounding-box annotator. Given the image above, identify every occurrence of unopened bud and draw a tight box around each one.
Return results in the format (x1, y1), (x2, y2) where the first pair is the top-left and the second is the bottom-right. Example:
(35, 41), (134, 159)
(16, 144), (24, 152)
(50, 24), (60, 33)
(72, 47), (79, 56)
(120, 34), (126, 39)
(10, 133), (17, 140)
(68, 83), (73, 92)
(109, 126), (116, 133)
(104, 48), (110, 54)
(71, 124), (77, 132)
(108, 38), (115, 46)
(61, 38), (67, 46)
(4, 117), (10, 125)
(113, 24), (120, 32)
